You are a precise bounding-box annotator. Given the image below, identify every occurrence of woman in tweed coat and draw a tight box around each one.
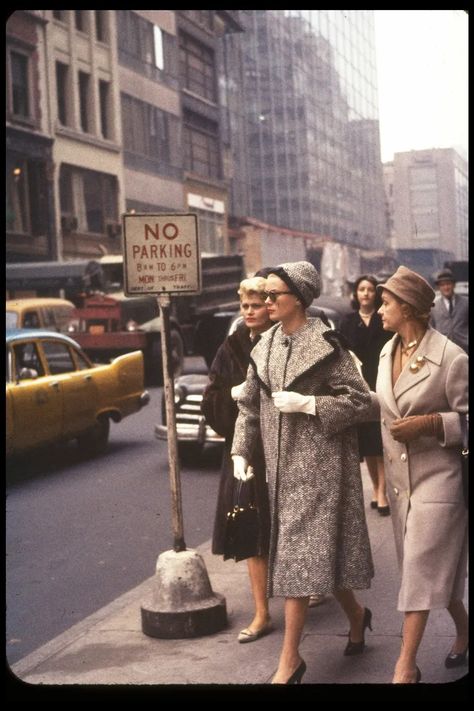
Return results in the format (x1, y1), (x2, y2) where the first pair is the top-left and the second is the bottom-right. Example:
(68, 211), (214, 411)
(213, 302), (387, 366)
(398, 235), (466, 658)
(232, 262), (374, 684)
(375, 267), (468, 683)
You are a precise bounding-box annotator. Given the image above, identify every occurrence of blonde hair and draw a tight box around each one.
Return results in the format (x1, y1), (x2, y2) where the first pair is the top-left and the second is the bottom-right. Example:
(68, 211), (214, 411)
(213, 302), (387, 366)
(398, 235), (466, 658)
(238, 276), (267, 300)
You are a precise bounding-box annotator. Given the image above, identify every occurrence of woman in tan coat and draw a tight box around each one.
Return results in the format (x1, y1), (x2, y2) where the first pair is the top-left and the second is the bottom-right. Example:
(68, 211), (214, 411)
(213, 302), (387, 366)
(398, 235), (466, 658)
(376, 266), (468, 683)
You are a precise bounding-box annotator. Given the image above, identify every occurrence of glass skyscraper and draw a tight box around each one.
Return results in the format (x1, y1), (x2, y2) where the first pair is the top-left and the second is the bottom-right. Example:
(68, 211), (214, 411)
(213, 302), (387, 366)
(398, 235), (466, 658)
(223, 10), (387, 252)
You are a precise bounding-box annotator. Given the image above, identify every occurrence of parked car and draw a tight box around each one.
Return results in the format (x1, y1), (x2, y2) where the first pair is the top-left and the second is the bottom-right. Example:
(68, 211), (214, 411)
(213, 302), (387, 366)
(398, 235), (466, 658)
(6, 328), (150, 458)
(154, 300), (351, 463)
(6, 297), (75, 332)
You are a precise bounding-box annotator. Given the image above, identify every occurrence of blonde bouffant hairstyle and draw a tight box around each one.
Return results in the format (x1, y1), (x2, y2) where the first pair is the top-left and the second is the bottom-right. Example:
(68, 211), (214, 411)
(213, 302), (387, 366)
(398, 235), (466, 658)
(237, 276), (267, 300)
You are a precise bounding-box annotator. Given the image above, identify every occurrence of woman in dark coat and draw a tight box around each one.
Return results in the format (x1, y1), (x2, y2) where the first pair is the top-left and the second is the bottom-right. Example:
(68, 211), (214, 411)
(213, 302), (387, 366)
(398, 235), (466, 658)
(201, 276), (273, 644)
(340, 274), (392, 514)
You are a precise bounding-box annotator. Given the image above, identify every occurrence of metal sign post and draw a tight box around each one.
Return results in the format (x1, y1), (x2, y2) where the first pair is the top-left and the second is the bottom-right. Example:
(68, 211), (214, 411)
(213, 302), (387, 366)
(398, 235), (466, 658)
(157, 292), (185, 552)
(123, 213), (226, 638)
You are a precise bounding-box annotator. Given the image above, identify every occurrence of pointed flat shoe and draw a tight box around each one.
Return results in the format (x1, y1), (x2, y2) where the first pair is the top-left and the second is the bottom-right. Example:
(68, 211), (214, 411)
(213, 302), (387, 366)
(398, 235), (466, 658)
(237, 620), (274, 643)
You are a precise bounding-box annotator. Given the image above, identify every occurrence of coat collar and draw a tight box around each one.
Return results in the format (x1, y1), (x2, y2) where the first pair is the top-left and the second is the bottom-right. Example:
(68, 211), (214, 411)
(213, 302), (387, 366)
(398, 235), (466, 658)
(378, 327), (448, 414)
(249, 318), (339, 395)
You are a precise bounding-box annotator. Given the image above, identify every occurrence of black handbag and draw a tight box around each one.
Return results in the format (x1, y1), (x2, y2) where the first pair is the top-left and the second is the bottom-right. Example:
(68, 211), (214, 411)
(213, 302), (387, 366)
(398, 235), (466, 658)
(460, 413), (469, 509)
(223, 478), (260, 562)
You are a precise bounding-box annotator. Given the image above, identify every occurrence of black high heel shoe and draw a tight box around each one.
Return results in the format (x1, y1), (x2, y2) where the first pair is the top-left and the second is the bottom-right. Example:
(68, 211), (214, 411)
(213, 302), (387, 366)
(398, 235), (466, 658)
(415, 666), (422, 683)
(285, 660), (307, 684)
(445, 646), (468, 668)
(344, 607), (372, 656)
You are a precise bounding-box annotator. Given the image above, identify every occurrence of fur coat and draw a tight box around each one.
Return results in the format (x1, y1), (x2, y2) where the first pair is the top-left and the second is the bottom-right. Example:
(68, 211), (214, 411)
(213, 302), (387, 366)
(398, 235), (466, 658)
(201, 323), (270, 557)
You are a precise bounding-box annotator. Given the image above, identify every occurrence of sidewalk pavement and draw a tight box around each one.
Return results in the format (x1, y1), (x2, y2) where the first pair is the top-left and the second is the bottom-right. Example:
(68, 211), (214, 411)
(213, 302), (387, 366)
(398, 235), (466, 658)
(9, 469), (469, 693)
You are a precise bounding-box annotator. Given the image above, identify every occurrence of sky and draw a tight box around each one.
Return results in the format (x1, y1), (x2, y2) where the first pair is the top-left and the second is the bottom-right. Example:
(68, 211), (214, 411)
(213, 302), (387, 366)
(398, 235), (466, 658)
(373, 10), (468, 163)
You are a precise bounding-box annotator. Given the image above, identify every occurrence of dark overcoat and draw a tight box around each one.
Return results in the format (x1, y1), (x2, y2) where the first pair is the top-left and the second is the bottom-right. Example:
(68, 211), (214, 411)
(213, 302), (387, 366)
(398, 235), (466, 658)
(376, 327), (468, 610)
(232, 318), (374, 598)
(340, 311), (392, 457)
(201, 323), (270, 557)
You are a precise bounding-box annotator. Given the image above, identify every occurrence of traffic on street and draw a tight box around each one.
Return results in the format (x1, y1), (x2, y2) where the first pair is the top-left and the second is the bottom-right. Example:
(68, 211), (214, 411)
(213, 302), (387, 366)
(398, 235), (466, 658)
(6, 358), (221, 666)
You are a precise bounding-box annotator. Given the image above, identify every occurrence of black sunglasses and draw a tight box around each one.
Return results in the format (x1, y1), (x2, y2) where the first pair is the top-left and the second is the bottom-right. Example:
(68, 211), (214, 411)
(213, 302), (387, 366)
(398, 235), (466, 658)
(264, 290), (293, 303)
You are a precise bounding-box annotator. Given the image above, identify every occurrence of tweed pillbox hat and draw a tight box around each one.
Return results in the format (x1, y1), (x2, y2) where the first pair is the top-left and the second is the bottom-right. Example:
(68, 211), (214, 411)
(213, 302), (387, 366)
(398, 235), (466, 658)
(377, 265), (435, 313)
(270, 261), (321, 307)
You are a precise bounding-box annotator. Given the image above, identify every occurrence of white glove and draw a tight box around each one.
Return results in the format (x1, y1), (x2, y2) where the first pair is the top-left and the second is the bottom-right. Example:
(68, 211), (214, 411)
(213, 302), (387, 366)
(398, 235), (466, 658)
(231, 382), (246, 401)
(272, 391), (316, 415)
(232, 455), (255, 481)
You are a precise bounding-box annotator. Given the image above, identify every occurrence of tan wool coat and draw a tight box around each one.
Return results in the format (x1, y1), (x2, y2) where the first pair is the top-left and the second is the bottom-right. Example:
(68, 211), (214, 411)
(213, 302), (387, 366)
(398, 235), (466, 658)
(376, 327), (468, 611)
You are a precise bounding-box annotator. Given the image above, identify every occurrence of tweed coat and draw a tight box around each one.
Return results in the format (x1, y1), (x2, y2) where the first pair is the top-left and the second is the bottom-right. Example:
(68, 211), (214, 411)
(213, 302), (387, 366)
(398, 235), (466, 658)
(376, 327), (468, 611)
(232, 318), (374, 598)
(430, 294), (469, 353)
(201, 323), (270, 558)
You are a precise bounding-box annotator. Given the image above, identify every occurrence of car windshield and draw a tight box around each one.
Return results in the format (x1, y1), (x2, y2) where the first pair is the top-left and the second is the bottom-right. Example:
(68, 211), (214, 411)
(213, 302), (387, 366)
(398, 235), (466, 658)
(6, 311), (18, 328)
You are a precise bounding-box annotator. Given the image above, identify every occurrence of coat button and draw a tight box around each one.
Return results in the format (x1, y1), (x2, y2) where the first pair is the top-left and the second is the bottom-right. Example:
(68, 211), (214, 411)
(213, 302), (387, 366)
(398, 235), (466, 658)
(382, 418), (386, 425)
(393, 487), (399, 495)
(400, 453), (407, 462)
(388, 454), (392, 462)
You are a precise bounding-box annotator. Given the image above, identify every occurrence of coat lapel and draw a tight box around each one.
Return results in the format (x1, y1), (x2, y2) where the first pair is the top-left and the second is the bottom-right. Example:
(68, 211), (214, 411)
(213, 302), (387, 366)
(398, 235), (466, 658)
(249, 319), (337, 395)
(377, 337), (400, 417)
(392, 327), (446, 402)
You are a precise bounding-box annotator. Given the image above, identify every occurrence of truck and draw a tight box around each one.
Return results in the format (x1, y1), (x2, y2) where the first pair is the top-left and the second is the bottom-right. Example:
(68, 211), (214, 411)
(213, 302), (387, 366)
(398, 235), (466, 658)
(6, 254), (244, 384)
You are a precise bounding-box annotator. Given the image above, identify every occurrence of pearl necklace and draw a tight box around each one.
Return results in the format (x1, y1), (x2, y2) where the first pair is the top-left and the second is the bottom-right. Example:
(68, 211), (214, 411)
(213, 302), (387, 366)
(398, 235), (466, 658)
(401, 339), (418, 356)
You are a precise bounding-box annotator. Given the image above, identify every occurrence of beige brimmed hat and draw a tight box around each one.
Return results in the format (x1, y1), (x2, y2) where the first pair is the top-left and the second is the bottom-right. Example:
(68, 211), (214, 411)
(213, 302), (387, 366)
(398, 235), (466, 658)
(377, 265), (435, 313)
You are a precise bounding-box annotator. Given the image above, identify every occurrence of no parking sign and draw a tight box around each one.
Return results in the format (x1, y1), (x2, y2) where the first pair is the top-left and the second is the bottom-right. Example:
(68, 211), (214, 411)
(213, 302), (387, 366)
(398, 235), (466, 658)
(122, 213), (201, 295)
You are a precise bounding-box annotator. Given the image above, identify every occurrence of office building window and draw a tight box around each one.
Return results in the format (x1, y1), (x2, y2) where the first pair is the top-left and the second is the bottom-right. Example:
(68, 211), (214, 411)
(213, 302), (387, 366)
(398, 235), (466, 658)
(75, 10), (87, 32)
(183, 112), (220, 180)
(95, 11), (107, 43)
(6, 155), (47, 236)
(56, 61), (69, 126)
(99, 79), (110, 139)
(59, 164), (118, 234)
(179, 33), (216, 102)
(78, 71), (90, 133)
(10, 51), (30, 118)
(52, 10), (67, 22)
(121, 93), (181, 176)
(117, 11), (178, 84)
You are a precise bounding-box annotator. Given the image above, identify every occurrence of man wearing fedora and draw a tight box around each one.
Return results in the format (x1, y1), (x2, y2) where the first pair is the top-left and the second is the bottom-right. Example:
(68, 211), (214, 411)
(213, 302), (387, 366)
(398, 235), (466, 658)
(430, 268), (468, 353)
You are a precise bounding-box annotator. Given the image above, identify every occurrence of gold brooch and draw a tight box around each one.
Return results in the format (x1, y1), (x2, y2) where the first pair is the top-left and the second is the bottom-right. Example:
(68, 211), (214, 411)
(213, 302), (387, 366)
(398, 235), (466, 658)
(409, 356), (425, 373)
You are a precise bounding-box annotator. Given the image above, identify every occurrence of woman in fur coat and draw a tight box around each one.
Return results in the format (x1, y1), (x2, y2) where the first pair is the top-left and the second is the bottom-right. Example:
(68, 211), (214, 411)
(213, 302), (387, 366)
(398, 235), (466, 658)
(202, 276), (273, 644)
(232, 261), (374, 684)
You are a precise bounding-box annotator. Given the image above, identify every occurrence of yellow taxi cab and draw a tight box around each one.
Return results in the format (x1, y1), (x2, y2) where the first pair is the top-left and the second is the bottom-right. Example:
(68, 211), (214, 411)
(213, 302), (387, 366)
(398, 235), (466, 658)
(6, 297), (75, 331)
(6, 328), (150, 457)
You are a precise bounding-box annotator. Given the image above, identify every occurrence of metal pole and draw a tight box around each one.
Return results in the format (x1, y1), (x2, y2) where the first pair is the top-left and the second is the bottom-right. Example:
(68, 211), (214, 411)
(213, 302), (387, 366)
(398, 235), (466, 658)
(158, 293), (186, 553)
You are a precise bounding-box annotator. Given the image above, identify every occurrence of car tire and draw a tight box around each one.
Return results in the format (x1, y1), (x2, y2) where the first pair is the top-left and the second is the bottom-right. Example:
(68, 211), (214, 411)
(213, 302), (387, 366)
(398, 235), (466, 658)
(77, 417), (110, 456)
